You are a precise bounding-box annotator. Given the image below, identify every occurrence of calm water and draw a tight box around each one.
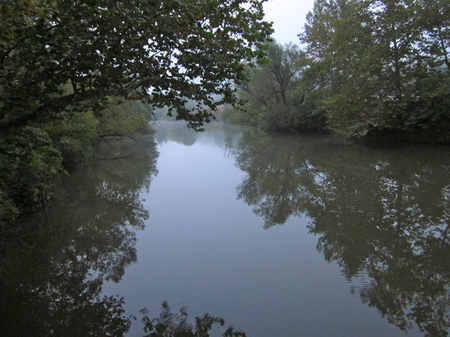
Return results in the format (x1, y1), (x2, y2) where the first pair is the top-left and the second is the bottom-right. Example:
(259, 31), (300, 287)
(2, 121), (450, 336)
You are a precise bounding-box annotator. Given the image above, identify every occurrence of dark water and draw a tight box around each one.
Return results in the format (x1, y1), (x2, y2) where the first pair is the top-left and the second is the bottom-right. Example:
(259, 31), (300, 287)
(2, 121), (450, 336)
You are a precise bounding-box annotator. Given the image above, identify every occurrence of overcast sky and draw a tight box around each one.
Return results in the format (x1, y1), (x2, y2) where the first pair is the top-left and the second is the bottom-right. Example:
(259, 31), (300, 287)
(263, 0), (316, 45)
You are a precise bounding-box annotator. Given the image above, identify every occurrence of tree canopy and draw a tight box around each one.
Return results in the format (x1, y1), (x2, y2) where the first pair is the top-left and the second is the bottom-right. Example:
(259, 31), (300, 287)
(0, 0), (273, 225)
(300, 0), (450, 138)
(1, 0), (272, 130)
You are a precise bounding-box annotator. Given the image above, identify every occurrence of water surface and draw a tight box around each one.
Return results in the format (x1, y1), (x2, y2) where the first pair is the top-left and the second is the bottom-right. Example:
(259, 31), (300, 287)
(2, 121), (450, 336)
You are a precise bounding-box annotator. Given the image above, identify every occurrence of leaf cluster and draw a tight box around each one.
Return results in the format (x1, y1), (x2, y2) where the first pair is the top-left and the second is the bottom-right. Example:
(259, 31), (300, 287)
(141, 301), (246, 337)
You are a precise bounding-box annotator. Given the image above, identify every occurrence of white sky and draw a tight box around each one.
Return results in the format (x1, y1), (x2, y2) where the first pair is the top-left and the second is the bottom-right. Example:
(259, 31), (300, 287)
(263, 0), (316, 45)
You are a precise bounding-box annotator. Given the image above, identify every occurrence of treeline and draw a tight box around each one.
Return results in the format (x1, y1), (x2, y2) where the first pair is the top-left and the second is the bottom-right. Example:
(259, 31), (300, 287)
(223, 0), (450, 142)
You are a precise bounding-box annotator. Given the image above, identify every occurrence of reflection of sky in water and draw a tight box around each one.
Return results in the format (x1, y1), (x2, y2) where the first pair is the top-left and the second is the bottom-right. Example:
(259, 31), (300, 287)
(102, 123), (419, 337)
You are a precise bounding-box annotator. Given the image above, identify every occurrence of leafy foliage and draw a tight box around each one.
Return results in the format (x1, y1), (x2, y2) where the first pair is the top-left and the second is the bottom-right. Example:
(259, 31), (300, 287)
(96, 97), (151, 138)
(0, 0), (272, 130)
(299, 0), (450, 139)
(0, 0), (273, 224)
(141, 302), (247, 337)
(0, 126), (63, 224)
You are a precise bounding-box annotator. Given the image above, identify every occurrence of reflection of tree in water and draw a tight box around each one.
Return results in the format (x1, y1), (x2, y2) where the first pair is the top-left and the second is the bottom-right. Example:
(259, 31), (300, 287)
(229, 129), (450, 336)
(0, 135), (159, 336)
(229, 130), (335, 229)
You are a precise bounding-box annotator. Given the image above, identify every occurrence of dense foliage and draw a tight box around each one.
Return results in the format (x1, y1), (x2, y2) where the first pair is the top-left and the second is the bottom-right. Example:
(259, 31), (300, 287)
(301, 0), (450, 139)
(226, 0), (450, 141)
(0, 0), (272, 225)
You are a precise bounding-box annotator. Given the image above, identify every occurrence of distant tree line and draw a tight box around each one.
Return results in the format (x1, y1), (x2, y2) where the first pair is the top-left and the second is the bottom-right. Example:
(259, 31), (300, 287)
(223, 0), (450, 142)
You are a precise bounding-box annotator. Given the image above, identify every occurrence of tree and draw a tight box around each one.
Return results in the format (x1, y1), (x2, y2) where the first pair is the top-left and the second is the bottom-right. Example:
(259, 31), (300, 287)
(299, 0), (450, 140)
(300, 0), (387, 136)
(223, 42), (323, 132)
(419, 0), (450, 70)
(0, 0), (273, 225)
(0, 0), (272, 130)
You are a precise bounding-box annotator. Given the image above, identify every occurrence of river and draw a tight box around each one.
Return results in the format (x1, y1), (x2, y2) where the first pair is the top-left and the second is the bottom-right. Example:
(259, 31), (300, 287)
(1, 121), (450, 336)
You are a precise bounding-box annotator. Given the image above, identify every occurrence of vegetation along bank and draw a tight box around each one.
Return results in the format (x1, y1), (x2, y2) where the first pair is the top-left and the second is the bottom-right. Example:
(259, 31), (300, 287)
(0, 0), (272, 226)
(223, 0), (450, 143)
